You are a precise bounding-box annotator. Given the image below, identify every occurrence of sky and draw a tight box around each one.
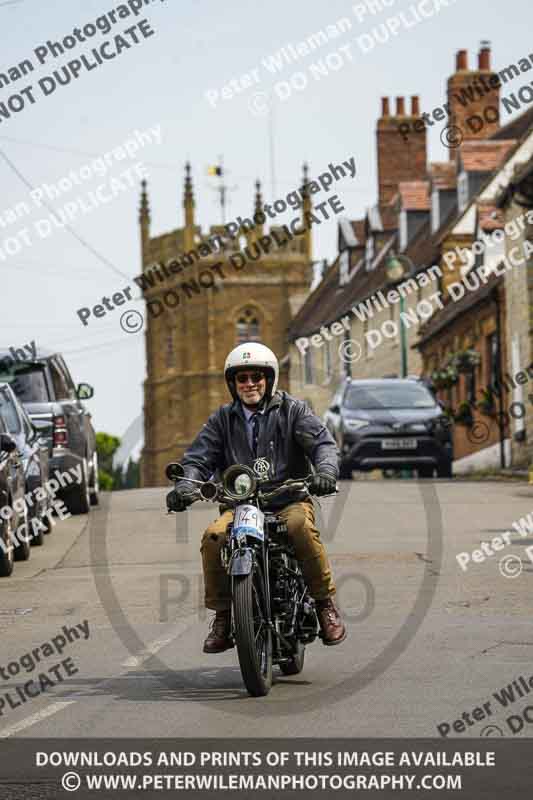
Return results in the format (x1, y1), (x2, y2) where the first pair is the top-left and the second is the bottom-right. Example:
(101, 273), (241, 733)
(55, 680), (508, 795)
(0, 0), (531, 457)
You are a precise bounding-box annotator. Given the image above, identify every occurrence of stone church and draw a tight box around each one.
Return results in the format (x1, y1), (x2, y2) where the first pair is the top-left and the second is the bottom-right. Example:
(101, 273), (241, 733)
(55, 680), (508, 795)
(139, 165), (313, 486)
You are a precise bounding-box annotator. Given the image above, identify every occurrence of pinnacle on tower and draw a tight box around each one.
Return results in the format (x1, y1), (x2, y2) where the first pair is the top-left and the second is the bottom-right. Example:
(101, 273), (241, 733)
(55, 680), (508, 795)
(254, 178), (264, 238)
(139, 179), (150, 223)
(183, 162), (195, 248)
(301, 162), (312, 262)
(139, 179), (150, 256)
(254, 178), (263, 214)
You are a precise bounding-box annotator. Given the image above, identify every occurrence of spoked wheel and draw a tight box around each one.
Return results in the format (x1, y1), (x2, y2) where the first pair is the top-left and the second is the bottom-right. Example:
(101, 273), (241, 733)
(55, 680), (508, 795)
(279, 639), (305, 676)
(233, 565), (272, 697)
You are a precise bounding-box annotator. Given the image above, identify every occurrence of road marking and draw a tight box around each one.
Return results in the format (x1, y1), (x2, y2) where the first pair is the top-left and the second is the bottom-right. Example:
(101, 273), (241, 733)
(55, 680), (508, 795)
(0, 701), (75, 739)
(121, 621), (194, 668)
(0, 620), (196, 738)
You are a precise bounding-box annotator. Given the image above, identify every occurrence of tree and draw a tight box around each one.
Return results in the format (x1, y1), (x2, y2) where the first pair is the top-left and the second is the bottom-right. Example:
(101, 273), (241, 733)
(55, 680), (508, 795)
(96, 432), (121, 491)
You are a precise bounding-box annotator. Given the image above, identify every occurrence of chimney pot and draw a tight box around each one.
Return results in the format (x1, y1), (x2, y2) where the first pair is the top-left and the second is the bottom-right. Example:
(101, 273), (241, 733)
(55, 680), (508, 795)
(411, 95), (420, 116)
(396, 96), (405, 115)
(381, 97), (390, 116)
(456, 49), (468, 70)
(478, 42), (491, 70)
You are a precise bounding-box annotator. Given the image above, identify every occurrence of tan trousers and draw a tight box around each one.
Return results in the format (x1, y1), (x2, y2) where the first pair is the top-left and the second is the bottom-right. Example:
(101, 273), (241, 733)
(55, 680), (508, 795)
(200, 499), (336, 611)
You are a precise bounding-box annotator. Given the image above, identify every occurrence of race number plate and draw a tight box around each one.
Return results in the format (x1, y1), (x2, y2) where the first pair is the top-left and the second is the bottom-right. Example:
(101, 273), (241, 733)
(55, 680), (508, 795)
(233, 504), (265, 541)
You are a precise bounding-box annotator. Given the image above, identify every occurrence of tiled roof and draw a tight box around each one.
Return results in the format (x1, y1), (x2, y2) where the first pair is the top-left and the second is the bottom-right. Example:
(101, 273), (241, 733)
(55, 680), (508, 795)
(491, 105), (533, 141)
(288, 234), (399, 339)
(459, 140), (516, 172)
(398, 181), (430, 210)
(428, 161), (456, 190)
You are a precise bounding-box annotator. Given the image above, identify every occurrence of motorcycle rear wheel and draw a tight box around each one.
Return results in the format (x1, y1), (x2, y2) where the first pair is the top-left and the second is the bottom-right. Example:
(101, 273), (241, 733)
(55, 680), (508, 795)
(233, 566), (272, 697)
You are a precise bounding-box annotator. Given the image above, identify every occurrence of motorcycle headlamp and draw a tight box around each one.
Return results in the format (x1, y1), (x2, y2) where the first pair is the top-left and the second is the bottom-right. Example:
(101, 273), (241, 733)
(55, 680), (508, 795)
(222, 465), (257, 501)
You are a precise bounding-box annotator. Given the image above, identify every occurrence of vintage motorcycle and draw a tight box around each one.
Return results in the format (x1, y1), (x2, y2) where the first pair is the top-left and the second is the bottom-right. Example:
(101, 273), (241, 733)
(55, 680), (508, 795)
(165, 459), (335, 697)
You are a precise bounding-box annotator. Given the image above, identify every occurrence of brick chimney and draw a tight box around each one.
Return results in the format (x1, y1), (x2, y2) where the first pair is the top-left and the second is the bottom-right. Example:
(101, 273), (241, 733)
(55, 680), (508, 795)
(446, 42), (500, 160)
(376, 94), (427, 207)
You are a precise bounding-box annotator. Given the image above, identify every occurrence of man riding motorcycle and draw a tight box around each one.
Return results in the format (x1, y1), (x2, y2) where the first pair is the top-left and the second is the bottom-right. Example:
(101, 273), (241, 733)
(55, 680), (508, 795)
(166, 342), (346, 653)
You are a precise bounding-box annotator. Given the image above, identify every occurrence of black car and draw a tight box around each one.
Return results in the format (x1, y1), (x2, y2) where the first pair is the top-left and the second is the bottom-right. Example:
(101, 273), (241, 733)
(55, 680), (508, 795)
(0, 415), (26, 576)
(324, 378), (454, 479)
(0, 382), (53, 553)
(0, 348), (98, 514)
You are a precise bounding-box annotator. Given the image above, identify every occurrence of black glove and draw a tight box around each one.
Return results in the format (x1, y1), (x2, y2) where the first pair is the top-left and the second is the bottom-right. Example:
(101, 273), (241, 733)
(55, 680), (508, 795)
(166, 489), (194, 512)
(309, 472), (337, 496)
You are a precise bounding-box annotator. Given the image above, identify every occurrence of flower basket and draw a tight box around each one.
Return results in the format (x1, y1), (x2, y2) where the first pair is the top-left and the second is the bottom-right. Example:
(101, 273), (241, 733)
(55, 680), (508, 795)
(454, 401), (474, 427)
(477, 388), (496, 417)
(452, 349), (481, 374)
(430, 366), (459, 390)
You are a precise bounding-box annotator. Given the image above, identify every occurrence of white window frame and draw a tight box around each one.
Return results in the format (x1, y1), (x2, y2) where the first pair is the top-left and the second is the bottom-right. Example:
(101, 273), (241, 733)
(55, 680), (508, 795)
(458, 171), (469, 212)
(399, 210), (408, 251)
(365, 236), (374, 270)
(431, 188), (440, 233)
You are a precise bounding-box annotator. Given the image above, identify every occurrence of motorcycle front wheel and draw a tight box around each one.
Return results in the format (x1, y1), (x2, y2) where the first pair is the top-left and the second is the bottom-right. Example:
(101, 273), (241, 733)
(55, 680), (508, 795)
(233, 565), (272, 697)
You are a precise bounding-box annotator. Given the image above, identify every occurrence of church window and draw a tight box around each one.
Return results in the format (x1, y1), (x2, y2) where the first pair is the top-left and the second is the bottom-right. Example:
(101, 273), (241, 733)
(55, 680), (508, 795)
(236, 308), (261, 343)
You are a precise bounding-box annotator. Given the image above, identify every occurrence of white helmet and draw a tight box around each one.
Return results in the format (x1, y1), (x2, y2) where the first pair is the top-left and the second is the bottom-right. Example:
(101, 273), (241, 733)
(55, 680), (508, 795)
(224, 342), (279, 401)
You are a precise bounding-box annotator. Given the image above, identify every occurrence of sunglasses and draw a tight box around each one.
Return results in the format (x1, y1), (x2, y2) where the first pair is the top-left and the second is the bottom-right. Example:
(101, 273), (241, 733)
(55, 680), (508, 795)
(235, 371), (265, 385)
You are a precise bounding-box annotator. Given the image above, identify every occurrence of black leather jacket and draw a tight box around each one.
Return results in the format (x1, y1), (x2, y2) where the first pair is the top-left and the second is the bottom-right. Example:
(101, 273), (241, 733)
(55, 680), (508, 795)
(179, 391), (339, 509)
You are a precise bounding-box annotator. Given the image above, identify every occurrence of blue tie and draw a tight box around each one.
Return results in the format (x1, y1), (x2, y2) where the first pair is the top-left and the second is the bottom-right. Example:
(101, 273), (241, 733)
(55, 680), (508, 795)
(251, 413), (260, 456)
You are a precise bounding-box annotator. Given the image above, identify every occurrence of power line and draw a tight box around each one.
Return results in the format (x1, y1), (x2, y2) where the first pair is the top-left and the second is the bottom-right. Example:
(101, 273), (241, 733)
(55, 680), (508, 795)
(0, 147), (131, 282)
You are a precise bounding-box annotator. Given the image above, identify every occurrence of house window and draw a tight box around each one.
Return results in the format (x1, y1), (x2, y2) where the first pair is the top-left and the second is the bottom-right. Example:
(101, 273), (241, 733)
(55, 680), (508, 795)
(236, 308), (261, 343)
(465, 368), (476, 405)
(303, 347), (313, 384)
(323, 339), (332, 381)
(431, 189), (440, 233)
(342, 330), (352, 377)
(365, 236), (374, 270)
(339, 250), (350, 286)
(458, 171), (469, 212)
(486, 332), (499, 388)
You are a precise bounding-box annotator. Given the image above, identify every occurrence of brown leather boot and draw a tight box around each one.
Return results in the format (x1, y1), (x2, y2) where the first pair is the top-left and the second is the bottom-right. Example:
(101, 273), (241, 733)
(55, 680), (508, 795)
(316, 597), (346, 646)
(203, 609), (234, 653)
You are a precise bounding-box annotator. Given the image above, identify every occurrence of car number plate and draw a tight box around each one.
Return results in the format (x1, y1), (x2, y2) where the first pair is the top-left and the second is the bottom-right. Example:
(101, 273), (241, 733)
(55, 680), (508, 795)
(381, 438), (418, 450)
(233, 504), (265, 541)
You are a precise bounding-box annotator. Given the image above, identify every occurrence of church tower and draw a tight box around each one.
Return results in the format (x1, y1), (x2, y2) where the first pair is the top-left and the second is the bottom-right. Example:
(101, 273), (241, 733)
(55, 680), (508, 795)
(139, 164), (313, 487)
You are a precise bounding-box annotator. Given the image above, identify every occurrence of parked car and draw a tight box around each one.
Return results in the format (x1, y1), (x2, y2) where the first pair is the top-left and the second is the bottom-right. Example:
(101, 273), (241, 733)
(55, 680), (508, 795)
(0, 348), (98, 514)
(324, 378), (454, 479)
(0, 415), (25, 576)
(0, 382), (53, 552)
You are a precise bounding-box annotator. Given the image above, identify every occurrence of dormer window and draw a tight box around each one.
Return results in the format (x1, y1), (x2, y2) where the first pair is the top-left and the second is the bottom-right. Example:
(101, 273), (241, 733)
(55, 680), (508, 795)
(339, 250), (350, 285)
(365, 236), (374, 270)
(458, 171), (468, 212)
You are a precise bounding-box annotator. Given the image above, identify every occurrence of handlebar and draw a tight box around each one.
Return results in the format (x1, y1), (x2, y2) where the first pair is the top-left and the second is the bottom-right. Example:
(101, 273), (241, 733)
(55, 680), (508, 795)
(167, 474), (337, 513)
